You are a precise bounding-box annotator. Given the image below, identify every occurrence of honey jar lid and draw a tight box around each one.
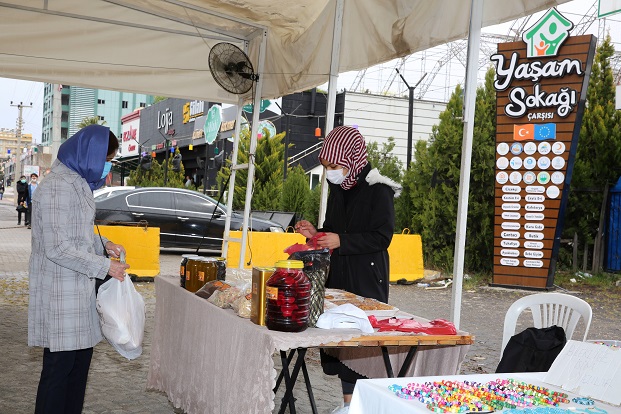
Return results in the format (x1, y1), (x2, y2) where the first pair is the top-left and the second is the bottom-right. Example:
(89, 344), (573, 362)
(274, 260), (304, 269)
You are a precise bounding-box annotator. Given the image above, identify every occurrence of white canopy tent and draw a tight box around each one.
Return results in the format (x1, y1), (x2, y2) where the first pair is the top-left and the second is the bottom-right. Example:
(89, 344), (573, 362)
(0, 0), (570, 326)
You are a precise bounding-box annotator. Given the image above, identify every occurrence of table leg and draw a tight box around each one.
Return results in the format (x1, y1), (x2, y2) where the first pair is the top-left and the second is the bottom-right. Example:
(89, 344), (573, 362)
(278, 350), (297, 414)
(381, 346), (395, 377)
(397, 346), (418, 377)
(381, 345), (418, 378)
(301, 356), (318, 414)
(274, 349), (296, 393)
(278, 348), (307, 414)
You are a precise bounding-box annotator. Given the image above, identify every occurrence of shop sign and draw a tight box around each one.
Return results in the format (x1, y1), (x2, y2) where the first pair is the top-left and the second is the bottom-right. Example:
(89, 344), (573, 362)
(258, 120), (277, 139)
(157, 108), (173, 132)
(183, 100), (205, 123)
(220, 120), (235, 133)
(204, 105), (222, 145)
(121, 118), (140, 157)
(491, 8), (596, 289)
(242, 99), (271, 114)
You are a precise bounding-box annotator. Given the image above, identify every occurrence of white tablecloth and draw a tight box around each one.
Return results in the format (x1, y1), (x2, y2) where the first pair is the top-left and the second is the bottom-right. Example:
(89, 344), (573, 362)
(146, 275), (472, 414)
(349, 372), (621, 414)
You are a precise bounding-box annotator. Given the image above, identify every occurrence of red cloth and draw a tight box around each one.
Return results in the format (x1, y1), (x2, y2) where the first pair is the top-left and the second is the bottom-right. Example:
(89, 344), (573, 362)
(368, 315), (457, 335)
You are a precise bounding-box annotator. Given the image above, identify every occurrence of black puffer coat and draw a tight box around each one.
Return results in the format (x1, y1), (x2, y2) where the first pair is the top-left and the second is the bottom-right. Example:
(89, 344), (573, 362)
(16, 180), (28, 204)
(319, 163), (400, 302)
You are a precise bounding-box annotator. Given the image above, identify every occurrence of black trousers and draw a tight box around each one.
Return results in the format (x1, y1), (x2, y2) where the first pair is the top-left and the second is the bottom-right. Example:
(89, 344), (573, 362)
(320, 350), (367, 393)
(17, 209), (26, 224)
(35, 347), (94, 414)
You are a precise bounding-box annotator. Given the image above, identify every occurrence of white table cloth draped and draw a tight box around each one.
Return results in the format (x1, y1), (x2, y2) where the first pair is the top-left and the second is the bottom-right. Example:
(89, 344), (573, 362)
(147, 275), (471, 413)
(349, 372), (621, 414)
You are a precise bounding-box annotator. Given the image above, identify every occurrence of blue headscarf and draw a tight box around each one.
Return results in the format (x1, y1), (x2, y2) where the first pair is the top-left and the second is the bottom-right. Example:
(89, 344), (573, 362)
(57, 124), (110, 191)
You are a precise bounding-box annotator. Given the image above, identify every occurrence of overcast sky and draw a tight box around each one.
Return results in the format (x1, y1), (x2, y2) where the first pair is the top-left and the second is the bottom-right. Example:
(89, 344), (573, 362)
(0, 0), (614, 145)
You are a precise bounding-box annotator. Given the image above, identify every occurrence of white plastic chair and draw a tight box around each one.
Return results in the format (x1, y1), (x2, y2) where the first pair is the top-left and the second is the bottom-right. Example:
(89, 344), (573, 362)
(500, 293), (592, 359)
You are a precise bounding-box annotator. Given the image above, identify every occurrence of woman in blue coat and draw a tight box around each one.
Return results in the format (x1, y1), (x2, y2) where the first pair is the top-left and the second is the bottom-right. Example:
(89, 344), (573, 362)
(295, 126), (401, 413)
(28, 125), (130, 414)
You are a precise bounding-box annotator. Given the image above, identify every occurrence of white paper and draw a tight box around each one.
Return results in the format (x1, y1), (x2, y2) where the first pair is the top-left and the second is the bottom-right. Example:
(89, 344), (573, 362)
(544, 340), (621, 406)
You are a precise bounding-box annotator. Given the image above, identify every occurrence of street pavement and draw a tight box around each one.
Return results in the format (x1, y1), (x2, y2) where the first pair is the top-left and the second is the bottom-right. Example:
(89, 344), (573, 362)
(0, 185), (618, 414)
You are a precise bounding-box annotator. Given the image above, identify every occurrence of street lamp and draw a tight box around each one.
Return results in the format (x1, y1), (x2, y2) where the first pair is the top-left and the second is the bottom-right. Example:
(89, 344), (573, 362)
(395, 69), (426, 170)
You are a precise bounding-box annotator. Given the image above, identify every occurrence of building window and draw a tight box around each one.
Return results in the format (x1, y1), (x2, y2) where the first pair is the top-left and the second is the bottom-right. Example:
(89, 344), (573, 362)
(98, 99), (106, 104)
(98, 116), (105, 121)
(139, 102), (146, 108)
(122, 101), (129, 109)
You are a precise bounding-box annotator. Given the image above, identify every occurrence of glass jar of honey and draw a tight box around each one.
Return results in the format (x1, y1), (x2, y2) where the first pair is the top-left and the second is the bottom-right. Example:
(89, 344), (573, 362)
(180, 254), (195, 288)
(184, 255), (201, 292)
(265, 260), (311, 332)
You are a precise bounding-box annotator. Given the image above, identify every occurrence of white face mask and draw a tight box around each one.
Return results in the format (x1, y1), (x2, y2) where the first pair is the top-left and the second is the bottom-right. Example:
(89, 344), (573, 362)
(326, 168), (347, 185)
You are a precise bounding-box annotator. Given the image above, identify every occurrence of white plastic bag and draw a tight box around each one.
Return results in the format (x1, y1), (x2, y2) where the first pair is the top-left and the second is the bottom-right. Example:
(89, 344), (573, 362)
(96, 276), (145, 360)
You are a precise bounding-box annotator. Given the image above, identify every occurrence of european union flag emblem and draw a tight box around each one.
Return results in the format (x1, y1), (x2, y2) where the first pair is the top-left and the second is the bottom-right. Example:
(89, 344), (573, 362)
(534, 123), (556, 141)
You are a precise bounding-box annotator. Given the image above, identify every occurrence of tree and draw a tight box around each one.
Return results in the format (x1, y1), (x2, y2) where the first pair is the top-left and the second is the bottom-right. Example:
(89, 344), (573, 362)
(405, 67), (496, 272)
(217, 128), (285, 211)
(127, 149), (185, 188)
(564, 35), (621, 264)
(77, 116), (106, 129)
(366, 137), (403, 182)
(281, 165), (311, 223)
(302, 184), (322, 227)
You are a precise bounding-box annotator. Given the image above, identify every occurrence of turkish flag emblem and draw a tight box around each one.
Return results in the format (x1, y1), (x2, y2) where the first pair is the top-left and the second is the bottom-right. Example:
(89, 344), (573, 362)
(513, 124), (534, 141)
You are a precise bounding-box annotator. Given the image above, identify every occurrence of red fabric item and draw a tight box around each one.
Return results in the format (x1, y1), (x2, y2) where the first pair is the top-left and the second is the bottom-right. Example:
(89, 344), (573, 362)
(284, 232), (330, 255)
(368, 315), (457, 335)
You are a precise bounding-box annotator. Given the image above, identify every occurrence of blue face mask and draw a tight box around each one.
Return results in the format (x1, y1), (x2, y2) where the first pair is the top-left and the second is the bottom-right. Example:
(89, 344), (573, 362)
(101, 162), (112, 179)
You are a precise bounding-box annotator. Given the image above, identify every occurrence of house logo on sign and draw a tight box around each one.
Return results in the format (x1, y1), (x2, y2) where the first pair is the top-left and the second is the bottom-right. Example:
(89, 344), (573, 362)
(522, 8), (573, 58)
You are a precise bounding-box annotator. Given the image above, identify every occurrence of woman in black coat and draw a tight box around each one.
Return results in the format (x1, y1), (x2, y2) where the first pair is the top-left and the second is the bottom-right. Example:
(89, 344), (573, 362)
(295, 126), (401, 413)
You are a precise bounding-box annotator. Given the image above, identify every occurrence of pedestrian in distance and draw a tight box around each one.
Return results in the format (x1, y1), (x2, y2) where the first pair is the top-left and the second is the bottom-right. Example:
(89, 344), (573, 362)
(0, 181), (4, 200)
(28, 124), (130, 414)
(294, 126), (401, 414)
(24, 172), (39, 229)
(16, 174), (28, 225)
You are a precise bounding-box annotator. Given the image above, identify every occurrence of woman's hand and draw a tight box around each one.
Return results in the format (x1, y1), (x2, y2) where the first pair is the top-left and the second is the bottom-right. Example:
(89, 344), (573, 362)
(317, 232), (340, 250)
(105, 241), (126, 259)
(294, 220), (317, 239)
(108, 260), (130, 282)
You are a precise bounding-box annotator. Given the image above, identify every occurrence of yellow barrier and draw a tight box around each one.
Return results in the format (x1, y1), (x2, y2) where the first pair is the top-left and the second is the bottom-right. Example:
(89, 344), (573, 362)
(226, 231), (305, 269)
(227, 229), (424, 283)
(94, 225), (160, 277)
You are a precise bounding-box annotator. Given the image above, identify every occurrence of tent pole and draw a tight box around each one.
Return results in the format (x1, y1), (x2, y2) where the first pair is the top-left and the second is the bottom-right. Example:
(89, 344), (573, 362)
(221, 101), (244, 259)
(318, 0), (344, 228)
(450, 0), (483, 330)
(239, 29), (268, 268)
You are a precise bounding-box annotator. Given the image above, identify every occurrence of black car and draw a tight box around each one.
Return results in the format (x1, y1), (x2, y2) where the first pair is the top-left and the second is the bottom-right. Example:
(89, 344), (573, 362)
(95, 187), (284, 250)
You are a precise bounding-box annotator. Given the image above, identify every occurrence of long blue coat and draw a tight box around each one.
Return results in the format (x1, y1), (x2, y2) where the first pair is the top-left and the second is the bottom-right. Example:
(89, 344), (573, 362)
(28, 160), (111, 352)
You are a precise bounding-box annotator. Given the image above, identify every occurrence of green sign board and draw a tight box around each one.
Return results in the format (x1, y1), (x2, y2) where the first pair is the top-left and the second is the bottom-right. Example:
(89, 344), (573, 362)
(242, 99), (271, 114)
(204, 105), (222, 145)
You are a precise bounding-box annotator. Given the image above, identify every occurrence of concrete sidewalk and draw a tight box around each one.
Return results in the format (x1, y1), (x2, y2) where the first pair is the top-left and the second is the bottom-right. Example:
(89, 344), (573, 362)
(0, 188), (344, 414)
(0, 184), (618, 414)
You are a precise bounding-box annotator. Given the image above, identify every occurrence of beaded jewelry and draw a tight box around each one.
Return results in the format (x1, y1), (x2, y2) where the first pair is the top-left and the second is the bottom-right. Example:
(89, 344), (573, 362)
(572, 398), (595, 406)
(388, 379), (570, 412)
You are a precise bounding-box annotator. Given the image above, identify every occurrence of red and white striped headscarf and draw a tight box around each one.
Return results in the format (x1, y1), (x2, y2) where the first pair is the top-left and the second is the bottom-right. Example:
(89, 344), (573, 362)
(319, 126), (368, 190)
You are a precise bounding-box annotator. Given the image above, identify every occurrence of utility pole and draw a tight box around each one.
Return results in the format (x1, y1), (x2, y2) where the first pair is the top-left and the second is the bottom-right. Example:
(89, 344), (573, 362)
(51, 84), (63, 162)
(10, 101), (32, 204)
(395, 70), (426, 170)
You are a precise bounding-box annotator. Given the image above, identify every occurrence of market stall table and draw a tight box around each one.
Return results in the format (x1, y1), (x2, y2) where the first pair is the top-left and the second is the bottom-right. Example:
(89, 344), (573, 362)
(349, 372), (621, 414)
(147, 275), (474, 414)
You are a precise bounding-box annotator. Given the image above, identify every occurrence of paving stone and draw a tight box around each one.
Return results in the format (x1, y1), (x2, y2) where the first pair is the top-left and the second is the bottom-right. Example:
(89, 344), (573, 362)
(0, 190), (619, 414)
